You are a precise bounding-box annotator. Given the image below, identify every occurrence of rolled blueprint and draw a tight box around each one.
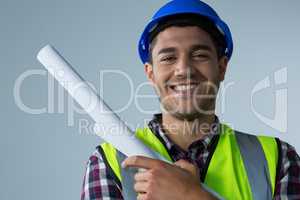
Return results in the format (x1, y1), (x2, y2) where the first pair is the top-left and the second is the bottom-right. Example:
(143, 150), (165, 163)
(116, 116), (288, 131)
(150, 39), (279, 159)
(37, 44), (158, 158)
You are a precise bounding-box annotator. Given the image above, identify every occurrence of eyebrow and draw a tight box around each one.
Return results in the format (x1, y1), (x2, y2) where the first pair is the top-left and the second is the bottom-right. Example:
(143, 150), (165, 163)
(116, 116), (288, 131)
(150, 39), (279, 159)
(157, 44), (213, 56)
(190, 44), (213, 52)
(157, 47), (176, 56)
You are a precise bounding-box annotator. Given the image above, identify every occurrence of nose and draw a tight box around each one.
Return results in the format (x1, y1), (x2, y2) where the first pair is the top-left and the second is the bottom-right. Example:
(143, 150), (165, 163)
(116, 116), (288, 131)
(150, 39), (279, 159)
(174, 56), (196, 78)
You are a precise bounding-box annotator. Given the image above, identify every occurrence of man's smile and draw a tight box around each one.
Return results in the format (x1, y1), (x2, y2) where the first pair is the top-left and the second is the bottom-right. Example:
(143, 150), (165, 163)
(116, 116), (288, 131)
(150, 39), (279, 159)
(167, 82), (200, 98)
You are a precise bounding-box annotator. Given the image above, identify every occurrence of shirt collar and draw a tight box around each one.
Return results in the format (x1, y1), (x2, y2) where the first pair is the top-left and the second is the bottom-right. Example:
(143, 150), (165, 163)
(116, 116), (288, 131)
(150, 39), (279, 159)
(147, 113), (220, 153)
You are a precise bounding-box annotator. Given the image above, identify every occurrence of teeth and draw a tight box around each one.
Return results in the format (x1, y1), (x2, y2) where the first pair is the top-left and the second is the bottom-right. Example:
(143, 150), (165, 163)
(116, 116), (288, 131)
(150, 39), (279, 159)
(173, 84), (197, 91)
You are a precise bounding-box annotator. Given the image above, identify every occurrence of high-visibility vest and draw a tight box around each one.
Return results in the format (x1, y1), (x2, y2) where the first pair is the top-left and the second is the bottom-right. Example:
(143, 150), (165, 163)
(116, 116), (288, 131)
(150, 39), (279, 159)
(98, 123), (278, 200)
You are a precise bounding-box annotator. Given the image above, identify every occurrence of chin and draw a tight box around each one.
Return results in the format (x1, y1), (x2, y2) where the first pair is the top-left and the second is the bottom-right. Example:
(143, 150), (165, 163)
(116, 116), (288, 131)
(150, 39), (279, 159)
(163, 100), (215, 121)
(172, 111), (201, 121)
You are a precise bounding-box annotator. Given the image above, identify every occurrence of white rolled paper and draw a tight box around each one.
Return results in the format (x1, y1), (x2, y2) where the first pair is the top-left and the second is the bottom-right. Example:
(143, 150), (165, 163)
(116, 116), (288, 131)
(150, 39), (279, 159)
(37, 44), (157, 158)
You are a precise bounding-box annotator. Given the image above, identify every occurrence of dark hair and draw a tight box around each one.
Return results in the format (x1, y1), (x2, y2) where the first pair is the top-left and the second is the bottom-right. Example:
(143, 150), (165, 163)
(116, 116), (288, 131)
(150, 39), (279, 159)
(148, 14), (226, 63)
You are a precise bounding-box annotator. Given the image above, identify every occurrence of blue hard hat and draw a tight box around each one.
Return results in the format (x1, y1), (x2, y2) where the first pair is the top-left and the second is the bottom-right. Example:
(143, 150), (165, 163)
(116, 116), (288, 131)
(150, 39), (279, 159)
(138, 0), (233, 64)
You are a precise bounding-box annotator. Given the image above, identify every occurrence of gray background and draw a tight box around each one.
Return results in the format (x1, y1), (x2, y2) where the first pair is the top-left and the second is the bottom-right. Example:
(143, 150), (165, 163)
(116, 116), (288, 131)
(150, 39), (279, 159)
(1, 0), (299, 199)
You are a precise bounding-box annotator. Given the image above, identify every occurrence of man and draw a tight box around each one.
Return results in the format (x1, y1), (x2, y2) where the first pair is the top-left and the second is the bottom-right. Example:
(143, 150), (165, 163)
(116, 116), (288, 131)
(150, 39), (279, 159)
(81, 0), (300, 199)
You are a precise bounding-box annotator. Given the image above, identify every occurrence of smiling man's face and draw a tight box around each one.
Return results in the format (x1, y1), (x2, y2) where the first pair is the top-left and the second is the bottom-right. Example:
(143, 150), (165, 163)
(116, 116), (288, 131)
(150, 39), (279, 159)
(145, 26), (228, 120)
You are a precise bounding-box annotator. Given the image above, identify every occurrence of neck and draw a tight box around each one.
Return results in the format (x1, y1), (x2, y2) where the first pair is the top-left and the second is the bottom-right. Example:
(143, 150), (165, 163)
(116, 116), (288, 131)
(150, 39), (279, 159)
(161, 112), (215, 151)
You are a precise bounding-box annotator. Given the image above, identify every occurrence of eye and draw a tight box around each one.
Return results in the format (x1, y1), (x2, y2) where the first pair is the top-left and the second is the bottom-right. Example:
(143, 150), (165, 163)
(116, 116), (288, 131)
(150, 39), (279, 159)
(160, 56), (176, 63)
(193, 53), (207, 58)
(192, 53), (209, 60)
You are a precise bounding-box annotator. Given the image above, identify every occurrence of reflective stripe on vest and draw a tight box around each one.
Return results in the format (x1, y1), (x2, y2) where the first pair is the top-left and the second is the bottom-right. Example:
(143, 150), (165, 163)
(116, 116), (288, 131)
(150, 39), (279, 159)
(99, 124), (278, 200)
(235, 131), (273, 199)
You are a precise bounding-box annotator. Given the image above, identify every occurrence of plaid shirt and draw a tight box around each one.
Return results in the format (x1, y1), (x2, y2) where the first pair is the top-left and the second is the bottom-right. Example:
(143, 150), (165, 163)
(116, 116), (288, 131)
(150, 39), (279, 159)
(81, 114), (300, 199)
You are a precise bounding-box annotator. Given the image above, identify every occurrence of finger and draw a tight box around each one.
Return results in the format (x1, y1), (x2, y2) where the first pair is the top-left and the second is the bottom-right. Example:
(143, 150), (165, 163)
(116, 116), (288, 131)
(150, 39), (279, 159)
(122, 155), (166, 169)
(134, 181), (148, 193)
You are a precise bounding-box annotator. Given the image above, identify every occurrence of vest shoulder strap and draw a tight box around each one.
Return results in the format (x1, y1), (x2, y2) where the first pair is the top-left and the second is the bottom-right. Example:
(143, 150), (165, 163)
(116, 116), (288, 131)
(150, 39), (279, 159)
(135, 128), (172, 162)
(257, 135), (279, 194)
(98, 143), (122, 188)
(98, 143), (138, 199)
(204, 124), (278, 200)
(99, 127), (173, 185)
(235, 131), (278, 200)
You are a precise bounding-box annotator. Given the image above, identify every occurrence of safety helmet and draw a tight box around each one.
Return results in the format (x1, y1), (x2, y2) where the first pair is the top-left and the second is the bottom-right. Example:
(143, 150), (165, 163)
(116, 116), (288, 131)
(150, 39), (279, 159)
(138, 0), (233, 64)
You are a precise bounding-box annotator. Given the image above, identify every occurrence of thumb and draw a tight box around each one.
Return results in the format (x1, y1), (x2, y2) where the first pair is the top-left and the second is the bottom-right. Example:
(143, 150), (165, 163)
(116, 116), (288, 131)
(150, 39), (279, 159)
(174, 159), (199, 177)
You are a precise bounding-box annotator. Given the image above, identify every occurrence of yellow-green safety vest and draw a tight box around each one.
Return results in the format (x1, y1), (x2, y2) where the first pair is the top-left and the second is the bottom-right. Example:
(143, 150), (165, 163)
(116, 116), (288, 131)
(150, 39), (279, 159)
(98, 123), (278, 200)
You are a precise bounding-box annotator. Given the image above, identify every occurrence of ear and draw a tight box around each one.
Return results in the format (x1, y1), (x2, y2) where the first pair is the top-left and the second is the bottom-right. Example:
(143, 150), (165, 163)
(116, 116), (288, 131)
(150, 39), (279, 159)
(218, 56), (228, 81)
(144, 62), (155, 85)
